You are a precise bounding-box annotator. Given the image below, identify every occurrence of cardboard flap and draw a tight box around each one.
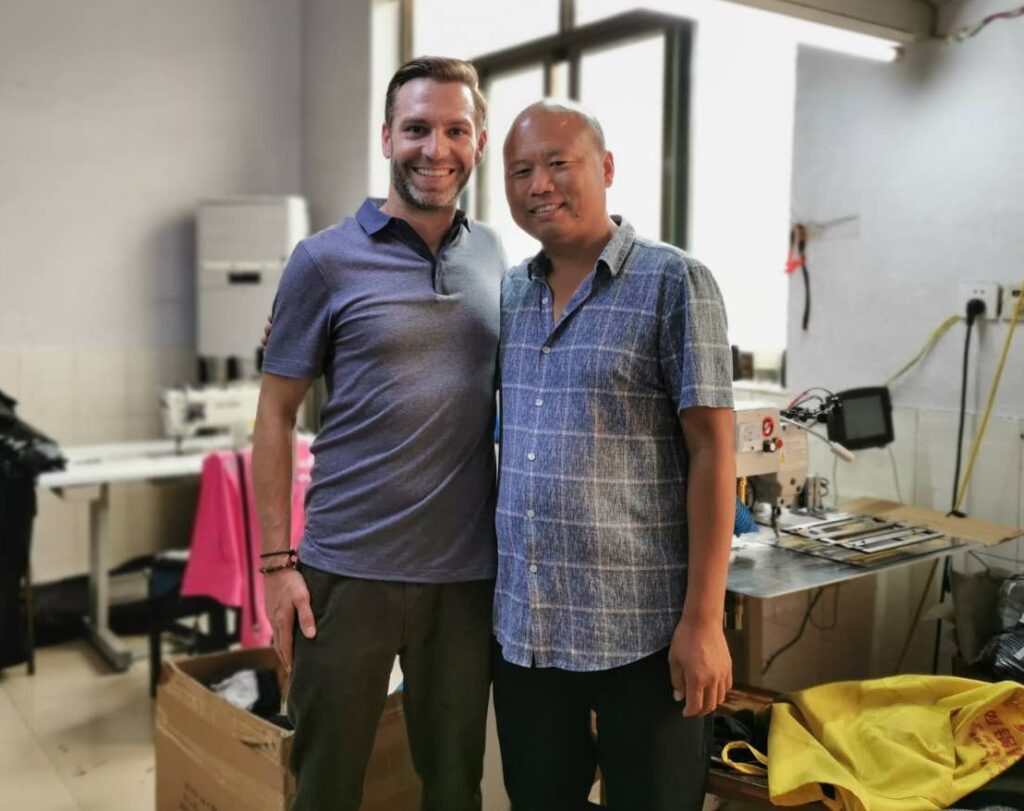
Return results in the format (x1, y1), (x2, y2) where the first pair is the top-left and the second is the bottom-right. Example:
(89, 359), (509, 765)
(841, 498), (1023, 548)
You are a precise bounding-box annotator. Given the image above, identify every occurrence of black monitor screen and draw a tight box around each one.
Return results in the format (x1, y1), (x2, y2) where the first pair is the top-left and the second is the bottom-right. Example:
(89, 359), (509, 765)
(827, 387), (894, 450)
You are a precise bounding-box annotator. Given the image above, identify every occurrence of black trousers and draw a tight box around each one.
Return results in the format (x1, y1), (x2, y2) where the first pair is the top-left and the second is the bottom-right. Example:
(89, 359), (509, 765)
(288, 565), (494, 811)
(493, 645), (712, 811)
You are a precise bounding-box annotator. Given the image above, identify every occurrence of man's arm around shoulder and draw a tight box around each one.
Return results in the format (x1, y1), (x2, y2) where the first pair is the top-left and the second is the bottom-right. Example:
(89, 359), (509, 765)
(252, 372), (317, 672)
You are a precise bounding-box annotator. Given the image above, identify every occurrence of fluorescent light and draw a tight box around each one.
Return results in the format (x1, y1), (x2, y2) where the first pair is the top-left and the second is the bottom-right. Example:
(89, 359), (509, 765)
(782, 16), (901, 62)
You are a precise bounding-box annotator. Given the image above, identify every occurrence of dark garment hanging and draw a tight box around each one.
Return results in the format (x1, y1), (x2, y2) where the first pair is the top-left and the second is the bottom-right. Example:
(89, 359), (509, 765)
(0, 476), (36, 669)
(0, 387), (64, 670)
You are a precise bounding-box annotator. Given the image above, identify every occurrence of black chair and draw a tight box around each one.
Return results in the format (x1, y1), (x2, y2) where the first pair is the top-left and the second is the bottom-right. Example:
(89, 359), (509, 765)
(148, 551), (238, 696)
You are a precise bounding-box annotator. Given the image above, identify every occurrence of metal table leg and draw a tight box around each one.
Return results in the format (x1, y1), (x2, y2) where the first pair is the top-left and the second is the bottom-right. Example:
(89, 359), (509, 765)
(82, 484), (132, 672)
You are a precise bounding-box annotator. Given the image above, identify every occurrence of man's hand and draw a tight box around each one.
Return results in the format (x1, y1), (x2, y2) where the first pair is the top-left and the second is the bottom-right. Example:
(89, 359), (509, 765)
(668, 615), (732, 717)
(264, 567), (317, 672)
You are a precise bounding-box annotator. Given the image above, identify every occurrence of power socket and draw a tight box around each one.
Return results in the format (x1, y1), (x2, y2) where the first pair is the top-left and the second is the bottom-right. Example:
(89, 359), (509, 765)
(957, 281), (1002, 321)
(1003, 285), (1023, 323)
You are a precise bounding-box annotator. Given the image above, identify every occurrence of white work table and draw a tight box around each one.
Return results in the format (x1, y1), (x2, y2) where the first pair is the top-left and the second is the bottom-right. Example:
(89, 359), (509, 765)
(38, 436), (235, 671)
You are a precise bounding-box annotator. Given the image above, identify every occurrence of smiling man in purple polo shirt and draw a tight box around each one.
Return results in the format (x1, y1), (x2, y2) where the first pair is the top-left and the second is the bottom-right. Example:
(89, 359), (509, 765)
(252, 58), (504, 811)
(493, 101), (736, 811)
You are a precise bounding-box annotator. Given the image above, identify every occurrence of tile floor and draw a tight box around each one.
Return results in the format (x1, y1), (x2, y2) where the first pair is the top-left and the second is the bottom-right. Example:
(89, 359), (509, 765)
(0, 638), (761, 811)
(0, 638), (154, 811)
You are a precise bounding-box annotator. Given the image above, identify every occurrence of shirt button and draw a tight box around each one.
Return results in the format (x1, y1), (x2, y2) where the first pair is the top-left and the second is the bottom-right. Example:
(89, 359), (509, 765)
(534, 398), (543, 407)
(526, 509), (535, 519)
(541, 346), (551, 355)
(527, 452), (536, 461)
(541, 296), (549, 305)
(529, 564), (538, 574)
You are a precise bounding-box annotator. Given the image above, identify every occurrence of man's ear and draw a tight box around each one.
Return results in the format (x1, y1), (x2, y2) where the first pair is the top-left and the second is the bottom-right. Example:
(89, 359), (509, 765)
(381, 122), (392, 160)
(474, 128), (488, 166)
(603, 150), (615, 188)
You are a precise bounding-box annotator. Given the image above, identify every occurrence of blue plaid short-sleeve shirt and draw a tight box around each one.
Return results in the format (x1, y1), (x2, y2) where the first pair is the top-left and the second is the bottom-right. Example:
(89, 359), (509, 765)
(495, 217), (733, 671)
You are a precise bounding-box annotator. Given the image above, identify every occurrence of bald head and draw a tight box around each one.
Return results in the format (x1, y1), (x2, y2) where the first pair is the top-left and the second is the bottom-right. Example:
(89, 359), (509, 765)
(504, 100), (606, 156)
(502, 98), (615, 253)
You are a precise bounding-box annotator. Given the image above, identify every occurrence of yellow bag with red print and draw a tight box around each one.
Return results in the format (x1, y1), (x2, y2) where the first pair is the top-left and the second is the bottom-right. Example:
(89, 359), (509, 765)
(724, 675), (1024, 811)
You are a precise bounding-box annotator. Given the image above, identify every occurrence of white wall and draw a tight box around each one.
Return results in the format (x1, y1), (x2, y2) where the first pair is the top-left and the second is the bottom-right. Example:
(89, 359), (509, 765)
(0, 0), (305, 580)
(302, 0), (374, 230)
(785, 8), (1024, 673)
(787, 0), (1024, 421)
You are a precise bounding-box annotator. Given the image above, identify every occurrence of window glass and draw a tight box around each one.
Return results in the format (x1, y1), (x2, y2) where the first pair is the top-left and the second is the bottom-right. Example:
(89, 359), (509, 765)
(480, 67), (546, 267)
(415, 0), (559, 60)
(579, 34), (665, 242)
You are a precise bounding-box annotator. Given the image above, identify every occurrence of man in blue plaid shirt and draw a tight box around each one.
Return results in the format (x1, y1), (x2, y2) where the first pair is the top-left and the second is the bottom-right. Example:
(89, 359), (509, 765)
(494, 100), (737, 811)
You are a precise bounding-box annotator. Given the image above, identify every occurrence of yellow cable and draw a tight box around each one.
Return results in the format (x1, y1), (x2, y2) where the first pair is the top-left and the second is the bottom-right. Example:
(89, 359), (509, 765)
(885, 315), (960, 387)
(954, 278), (1024, 511)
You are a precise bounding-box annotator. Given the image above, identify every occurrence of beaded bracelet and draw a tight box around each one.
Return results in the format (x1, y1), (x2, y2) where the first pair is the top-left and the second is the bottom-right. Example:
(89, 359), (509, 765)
(260, 559), (297, 575)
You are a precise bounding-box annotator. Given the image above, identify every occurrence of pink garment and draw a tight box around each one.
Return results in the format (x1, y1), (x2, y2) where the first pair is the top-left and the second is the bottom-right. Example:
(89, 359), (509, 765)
(181, 441), (312, 647)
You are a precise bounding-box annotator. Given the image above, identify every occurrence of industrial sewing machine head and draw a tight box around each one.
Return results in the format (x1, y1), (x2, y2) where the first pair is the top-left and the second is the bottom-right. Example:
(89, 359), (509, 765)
(735, 405), (811, 514)
(735, 387), (894, 527)
(160, 383), (260, 447)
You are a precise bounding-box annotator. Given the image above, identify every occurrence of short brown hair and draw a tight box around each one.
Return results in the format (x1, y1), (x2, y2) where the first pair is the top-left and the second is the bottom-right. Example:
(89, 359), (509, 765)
(385, 56), (488, 129)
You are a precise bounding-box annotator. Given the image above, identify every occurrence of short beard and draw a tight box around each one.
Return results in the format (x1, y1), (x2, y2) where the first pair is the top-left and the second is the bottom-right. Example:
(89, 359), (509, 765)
(390, 159), (469, 212)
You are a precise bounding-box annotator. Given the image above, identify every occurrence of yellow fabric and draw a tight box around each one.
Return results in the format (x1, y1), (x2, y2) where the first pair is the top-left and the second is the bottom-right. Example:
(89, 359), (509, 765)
(721, 740), (769, 776)
(765, 675), (1024, 811)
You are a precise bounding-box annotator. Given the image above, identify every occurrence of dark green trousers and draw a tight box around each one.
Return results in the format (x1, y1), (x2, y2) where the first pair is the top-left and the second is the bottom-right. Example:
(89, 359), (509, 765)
(288, 564), (494, 811)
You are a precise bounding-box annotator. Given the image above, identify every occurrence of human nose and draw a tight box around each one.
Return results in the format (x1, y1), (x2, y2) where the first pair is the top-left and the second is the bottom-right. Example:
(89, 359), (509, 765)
(423, 131), (449, 161)
(528, 166), (554, 196)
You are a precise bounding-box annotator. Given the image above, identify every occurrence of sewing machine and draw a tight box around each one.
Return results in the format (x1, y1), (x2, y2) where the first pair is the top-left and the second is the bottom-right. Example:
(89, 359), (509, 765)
(735, 405), (812, 513)
(160, 383), (260, 445)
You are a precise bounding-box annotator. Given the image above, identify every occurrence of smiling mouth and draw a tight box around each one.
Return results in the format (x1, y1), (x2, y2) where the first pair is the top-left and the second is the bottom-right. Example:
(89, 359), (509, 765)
(413, 168), (455, 177)
(530, 203), (564, 215)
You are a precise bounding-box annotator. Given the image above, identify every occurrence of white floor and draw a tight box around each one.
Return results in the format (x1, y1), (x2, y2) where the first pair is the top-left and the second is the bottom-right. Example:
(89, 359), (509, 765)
(0, 638), (759, 811)
(0, 638), (154, 811)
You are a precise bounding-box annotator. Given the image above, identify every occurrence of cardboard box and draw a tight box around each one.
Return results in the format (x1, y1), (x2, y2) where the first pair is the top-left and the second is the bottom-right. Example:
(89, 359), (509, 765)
(155, 647), (419, 810)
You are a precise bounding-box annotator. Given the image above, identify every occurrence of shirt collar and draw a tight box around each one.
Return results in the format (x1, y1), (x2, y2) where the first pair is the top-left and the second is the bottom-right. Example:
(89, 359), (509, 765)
(527, 215), (634, 280)
(355, 197), (471, 236)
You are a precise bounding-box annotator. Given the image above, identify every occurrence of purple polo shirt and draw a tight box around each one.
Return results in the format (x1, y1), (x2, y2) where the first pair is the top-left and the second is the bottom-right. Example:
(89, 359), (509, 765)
(262, 198), (503, 582)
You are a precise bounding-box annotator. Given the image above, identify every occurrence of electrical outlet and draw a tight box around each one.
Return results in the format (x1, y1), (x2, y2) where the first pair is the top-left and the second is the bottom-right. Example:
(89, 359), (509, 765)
(1003, 285), (1023, 323)
(957, 281), (1002, 321)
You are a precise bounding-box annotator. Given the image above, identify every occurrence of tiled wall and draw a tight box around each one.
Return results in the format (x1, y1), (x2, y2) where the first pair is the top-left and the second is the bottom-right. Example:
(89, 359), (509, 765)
(8, 367), (1022, 686)
(733, 385), (1024, 690)
(2, 347), (199, 583)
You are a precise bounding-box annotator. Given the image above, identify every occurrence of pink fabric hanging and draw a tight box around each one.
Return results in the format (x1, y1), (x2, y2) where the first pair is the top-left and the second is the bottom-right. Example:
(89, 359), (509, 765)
(181, 440), (312, 647)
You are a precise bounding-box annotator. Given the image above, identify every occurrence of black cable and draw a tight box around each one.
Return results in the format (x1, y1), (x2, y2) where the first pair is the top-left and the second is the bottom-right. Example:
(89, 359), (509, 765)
(808, 585), (840, 631)
(788, 224), (811, 331)
(762, 588), (825, 675)
(800, 260), (811, 331)
(949, 299), (985, 517)
(932, 298), (986, 673)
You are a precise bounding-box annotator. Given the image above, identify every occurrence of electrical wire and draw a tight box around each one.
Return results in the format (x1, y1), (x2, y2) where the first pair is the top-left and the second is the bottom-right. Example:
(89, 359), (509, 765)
(949, 306), (982, 516)
(832, 454), (840, 508)
(944, 5), (1024, 43)
(808, 585), (840, 631)
(762, 588), (826, 675)
(969, 549), (1022, 569)
(953, 276), (1024, 512)
(785, 224), (811, 331)
(894, 559), (941, 672)
(885, 314), (960, 387)
(887, 445), (904, 503)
